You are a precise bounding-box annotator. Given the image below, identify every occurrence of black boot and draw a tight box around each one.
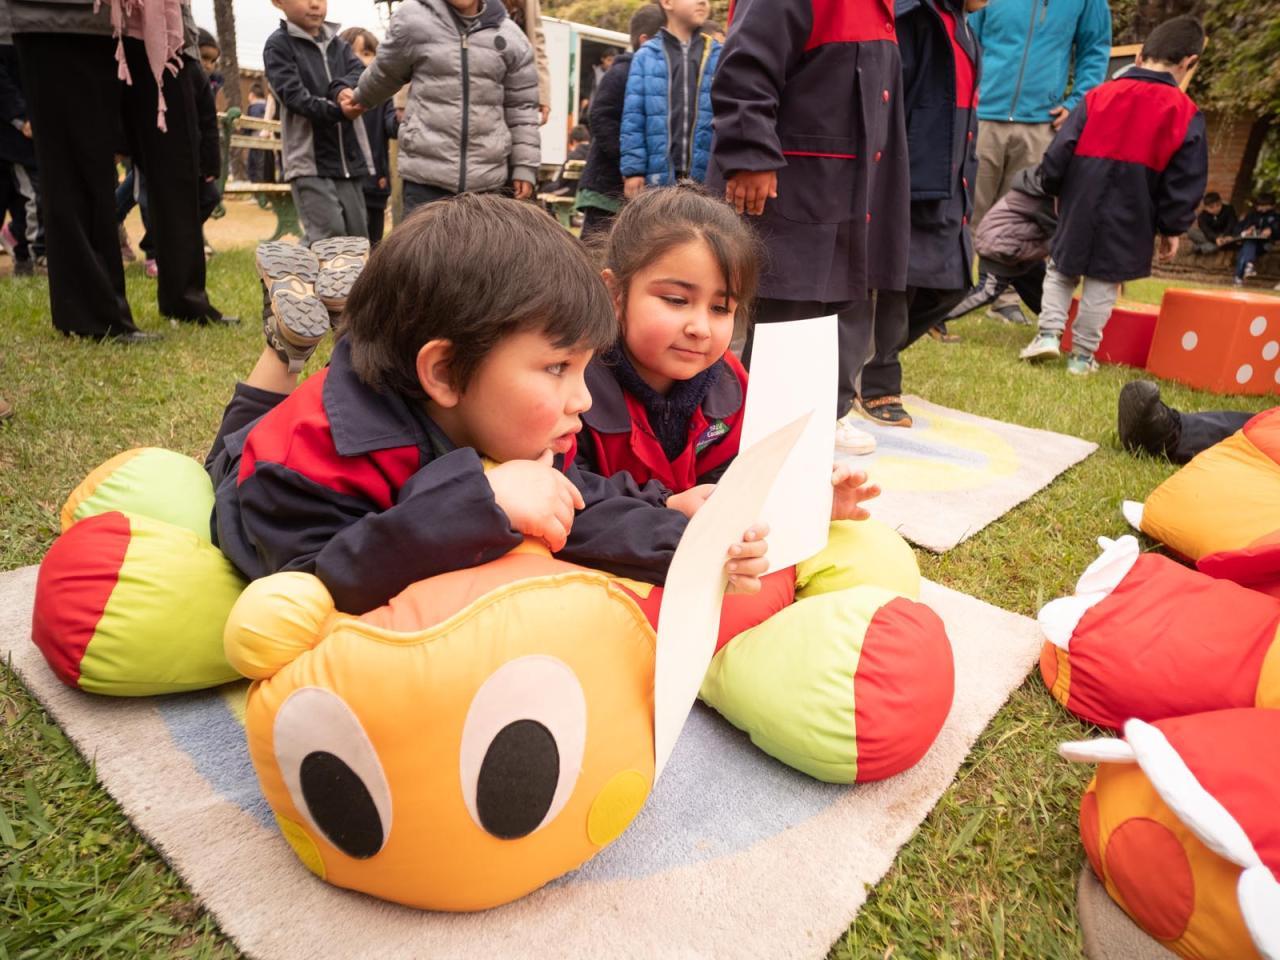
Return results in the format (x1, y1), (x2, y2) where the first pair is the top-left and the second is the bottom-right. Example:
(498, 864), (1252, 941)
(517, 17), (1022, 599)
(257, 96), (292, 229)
(1117, 381), (1181, 458)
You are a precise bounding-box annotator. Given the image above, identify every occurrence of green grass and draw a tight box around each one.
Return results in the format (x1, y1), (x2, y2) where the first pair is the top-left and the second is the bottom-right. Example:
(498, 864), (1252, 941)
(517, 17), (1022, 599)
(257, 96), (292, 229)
(0, 258), (1274, 958)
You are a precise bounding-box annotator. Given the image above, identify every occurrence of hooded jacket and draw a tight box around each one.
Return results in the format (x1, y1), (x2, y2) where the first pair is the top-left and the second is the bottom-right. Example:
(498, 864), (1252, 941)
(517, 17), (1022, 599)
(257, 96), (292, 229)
(263, 20), (373, 181)
(1040, 68), (1207, 283)
(355, 0), (541, 192)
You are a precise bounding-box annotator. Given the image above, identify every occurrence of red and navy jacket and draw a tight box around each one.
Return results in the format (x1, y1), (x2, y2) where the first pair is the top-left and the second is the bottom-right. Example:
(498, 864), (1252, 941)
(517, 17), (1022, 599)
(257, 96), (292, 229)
(1039, 68), (1208, 283)
(208, 339), (687, 615)
(575, 351), (748, 494)
(705, 0), (911, 302)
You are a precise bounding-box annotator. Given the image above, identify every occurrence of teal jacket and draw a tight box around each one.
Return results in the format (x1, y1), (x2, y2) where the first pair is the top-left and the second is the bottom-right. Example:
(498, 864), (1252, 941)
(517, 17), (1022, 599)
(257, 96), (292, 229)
(968, 0), (1111, 123)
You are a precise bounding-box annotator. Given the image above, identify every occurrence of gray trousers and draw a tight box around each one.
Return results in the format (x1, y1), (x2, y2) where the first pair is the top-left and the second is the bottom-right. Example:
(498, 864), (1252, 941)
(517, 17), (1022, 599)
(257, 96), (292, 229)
(291, 176), (368, 247)
(1037, 265), (1120, 358)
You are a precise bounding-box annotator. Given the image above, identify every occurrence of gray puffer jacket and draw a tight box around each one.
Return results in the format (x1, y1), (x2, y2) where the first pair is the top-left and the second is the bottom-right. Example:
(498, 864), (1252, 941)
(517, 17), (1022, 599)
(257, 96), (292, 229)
(355, 0), (540, 193)
(974, 167), (1058, 268)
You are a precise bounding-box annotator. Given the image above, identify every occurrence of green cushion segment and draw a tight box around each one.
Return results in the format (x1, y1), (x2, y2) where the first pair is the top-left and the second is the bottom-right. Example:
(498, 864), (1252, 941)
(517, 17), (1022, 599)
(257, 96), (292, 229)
(71, 448), (215, 540)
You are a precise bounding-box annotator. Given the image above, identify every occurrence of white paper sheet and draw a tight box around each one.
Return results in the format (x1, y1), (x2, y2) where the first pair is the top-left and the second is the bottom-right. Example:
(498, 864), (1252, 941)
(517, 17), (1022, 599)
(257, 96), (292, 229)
(652, 413), (811, 781)
(738, 316), (837, 570)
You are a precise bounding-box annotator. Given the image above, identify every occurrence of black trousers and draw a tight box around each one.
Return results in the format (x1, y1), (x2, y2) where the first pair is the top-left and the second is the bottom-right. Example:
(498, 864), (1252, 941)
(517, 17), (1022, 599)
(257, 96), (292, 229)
(1172, 410), (1253, 464)
(579, 205), (616, 241)
(16, 34), (213, 336)
(366, 203), (386, 245)
(861, 287), (968, 401)
(745, 297), (875, 421)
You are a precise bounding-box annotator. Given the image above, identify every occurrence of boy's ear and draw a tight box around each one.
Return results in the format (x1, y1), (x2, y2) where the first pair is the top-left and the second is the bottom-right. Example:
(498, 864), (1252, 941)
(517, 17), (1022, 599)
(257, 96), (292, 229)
(416, 339), (462, 407)
(601, 268), (625, 322)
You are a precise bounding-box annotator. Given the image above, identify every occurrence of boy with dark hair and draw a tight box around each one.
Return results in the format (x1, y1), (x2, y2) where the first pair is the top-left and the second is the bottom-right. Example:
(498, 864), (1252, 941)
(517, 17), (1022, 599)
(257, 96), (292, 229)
(575, 3), (665, 238)
(545, 124), (589, 197)
(1187, 191), (1238, 255)
(207, 196), (769, 615)
(1232, 192), (1278, 285)
(1020, 15), (1208, 375)
(264, 0), (373, 244)
(620, 0), (720, 193)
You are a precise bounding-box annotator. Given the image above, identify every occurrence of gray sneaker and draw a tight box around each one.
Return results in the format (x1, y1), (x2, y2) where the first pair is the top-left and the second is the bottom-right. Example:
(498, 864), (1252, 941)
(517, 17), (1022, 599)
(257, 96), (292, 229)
(265, 291), (331, 374)
(988, 301), (1032, 325)
(1019, 332), (1062, 361)
(310, 236), (369, 313)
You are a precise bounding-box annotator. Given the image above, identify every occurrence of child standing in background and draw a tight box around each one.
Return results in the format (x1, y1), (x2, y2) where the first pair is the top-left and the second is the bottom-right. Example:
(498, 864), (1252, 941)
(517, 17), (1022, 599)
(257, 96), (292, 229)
(341, 27), (399, 245)
(620, 0), (720, 193)
(1020, 15), (1208, 374)
(349, 0), (540, 217)
(264, 0), (373, 244)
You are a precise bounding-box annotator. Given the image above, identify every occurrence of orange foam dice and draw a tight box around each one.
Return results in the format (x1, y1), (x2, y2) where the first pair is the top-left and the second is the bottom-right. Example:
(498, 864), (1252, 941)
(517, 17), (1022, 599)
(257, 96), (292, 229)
(1063, 299), (1159, 367)
(1147, 289), (1280, 395)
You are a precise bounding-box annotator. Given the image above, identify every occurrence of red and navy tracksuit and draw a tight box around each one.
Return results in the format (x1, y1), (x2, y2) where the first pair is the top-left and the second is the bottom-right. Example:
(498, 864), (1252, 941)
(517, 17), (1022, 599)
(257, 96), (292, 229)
(1040, 67), (1207, 283)
(205, 339), (688, 615)
(574, 349), (748, 492)
(863, 0), (981, 403)
(706, 0), (911, 420)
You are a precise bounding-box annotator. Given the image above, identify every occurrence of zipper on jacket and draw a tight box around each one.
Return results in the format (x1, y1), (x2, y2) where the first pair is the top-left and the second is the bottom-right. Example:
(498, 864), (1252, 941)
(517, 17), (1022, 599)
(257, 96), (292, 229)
(460, 30), (470, 193)
(1007, 0), (1040, 122)
(319, 37), (351, 179)
(687, 38), (710, 176)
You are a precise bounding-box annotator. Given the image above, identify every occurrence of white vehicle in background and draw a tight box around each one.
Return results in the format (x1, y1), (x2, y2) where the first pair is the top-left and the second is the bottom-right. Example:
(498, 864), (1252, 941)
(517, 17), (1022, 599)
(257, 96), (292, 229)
(539, 17), (629, 169)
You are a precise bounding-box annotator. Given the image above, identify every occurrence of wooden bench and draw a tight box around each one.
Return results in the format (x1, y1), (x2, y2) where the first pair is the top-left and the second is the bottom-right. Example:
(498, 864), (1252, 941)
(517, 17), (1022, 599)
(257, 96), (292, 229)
(218, 107), (301, 242)
(537, 159), (587, 227)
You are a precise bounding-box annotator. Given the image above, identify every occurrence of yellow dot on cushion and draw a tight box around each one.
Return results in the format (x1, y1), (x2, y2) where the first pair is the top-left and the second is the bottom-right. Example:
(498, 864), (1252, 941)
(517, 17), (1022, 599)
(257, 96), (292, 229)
(587, 770), (649, 847)
(275, 813), (326, 879)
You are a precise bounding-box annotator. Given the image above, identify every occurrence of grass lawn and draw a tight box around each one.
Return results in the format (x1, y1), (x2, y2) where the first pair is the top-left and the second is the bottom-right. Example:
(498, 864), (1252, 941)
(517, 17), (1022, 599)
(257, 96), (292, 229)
(1, 254), (1275, 959)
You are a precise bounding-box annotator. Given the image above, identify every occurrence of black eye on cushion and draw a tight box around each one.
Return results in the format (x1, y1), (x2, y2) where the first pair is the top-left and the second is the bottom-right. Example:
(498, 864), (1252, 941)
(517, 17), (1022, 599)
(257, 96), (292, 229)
(459, 656), (588, 840)
(475, 720), (560, 840)
(273, 687), (393, 860)
(299, 751), (385, 858)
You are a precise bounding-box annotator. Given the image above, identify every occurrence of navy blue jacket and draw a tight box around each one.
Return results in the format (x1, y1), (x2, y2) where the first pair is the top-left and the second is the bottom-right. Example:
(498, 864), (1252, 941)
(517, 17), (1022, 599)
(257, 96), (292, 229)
(897, 0), (979, 289)
(706, 0), (911, 302)
(578, 50), (632, 204)
(209, 339), (687, 615)
(1040, 69), (1208, 283)
(0, 45), (34, 168)
(263, 21), (371, 181)
(360, 101), (399, 205)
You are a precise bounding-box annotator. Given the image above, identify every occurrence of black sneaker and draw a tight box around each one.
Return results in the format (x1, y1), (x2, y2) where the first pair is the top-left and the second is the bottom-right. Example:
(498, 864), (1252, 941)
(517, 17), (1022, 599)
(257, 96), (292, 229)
(860, 395), (913, 427)
(1117, 381), (1180, 458)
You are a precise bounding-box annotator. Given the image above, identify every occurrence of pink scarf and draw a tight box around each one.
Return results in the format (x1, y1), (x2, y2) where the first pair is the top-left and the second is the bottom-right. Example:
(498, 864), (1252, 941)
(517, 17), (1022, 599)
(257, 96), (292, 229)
(97, 0), (186, 130)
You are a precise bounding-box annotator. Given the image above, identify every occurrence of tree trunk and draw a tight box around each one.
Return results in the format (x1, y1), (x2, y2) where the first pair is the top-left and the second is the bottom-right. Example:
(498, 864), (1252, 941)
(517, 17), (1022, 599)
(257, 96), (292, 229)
(213, 0), (241, 110)
(1232, 115), (1273, 208)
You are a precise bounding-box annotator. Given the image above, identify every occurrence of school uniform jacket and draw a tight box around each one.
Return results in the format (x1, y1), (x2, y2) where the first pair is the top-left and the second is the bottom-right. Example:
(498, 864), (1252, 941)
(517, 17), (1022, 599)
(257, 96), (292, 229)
(897, 0), (980, 290)
(1039, 68), (1208, 283)
(208, 339), (687, 615)
(575, 352), (747, 493)
(706, 0), (911, 302)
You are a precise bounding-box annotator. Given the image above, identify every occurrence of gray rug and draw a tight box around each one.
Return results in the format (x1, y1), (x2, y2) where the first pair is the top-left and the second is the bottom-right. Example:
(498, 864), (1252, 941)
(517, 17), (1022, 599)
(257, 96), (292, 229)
(0, 565), (1042, 960)
(846, 396), (1097, 552)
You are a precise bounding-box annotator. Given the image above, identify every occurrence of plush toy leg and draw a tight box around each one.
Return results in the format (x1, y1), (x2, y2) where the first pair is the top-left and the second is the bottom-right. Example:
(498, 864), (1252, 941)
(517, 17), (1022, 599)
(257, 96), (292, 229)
(699, 584), (953, 783)
(795, 519), (921, 601)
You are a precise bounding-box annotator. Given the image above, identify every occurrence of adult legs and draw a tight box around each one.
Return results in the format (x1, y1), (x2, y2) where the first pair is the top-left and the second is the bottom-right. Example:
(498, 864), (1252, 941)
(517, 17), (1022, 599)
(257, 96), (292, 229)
(121, 44), (216, 321)
(15, 33), (137, 337)
(366, 203), (385, 245)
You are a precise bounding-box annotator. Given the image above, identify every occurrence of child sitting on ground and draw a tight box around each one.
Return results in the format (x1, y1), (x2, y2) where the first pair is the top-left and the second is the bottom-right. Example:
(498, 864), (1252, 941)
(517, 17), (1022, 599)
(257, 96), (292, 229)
(1231, 192), (1278, 286)
(1019, 15), (1208, 375)
(576, 184), (880, 519)
(205, 195), (769, 616)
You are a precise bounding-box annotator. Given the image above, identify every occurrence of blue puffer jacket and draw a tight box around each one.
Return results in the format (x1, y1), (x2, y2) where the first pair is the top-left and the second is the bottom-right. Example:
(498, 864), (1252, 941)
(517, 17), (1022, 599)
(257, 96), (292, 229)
(968, 0), (1111, 124)
(620, 32), (720, 185)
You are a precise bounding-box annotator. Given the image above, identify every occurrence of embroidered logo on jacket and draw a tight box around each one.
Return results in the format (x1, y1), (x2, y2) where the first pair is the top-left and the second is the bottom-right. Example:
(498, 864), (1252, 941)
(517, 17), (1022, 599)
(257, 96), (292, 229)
(695, 420), (730, 454)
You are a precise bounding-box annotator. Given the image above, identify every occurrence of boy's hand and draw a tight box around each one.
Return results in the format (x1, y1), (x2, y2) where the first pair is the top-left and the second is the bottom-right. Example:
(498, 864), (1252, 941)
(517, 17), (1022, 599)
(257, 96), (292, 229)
(539, 104), (551, 125)
(830, 462), (880, 521)
(487, 451), (586, 552)
(725, 524), (770, 595)
(512, 180), (533, 201)
(624, 176), (645, 200)
(666, 483), (714, 518)
(337, 88), (365, 120)
(1157, 234), (1179, 262)
(725, 170), (777, 215)
(1049, 106), (1070, 130)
